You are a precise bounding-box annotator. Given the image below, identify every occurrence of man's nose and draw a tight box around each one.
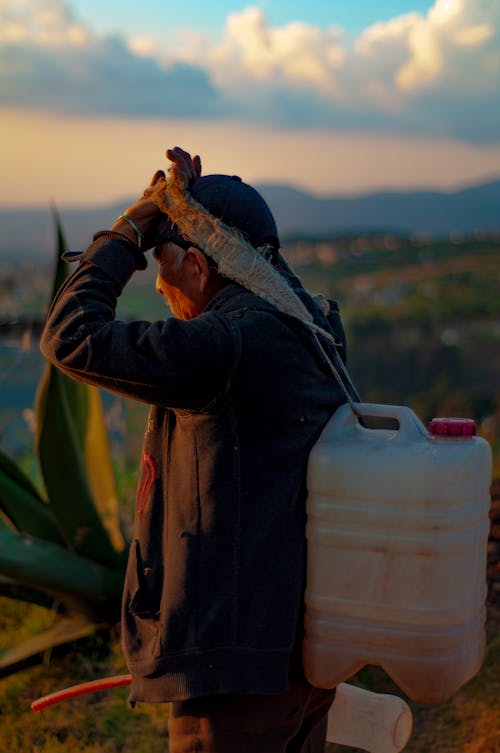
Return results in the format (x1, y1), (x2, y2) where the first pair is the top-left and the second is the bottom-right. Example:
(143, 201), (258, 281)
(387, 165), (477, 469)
(155, 274), (163, 295)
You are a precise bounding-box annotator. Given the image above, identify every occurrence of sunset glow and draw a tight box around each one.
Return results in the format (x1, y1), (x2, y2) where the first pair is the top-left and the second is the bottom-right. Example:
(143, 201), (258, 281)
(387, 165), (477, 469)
(1, 0), (499, 206)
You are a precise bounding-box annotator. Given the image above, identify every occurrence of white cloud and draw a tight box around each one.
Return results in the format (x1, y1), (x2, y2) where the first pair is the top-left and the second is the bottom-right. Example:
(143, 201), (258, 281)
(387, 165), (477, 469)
(0, 0), (499, 141)
(208, 7), (345, 91)
(393, 0), (498, 93)
(453, 23), (494, 46)
(0, 0), (217, 116)
(352, 0), (498, 98)
(127, 35), (161, 59)
(200, 1), (500, 135)
(356, 13), (420, 52)
(396, 18), (443, 89)
(0, 0), (88, 46)
(428, 0), (463, 26)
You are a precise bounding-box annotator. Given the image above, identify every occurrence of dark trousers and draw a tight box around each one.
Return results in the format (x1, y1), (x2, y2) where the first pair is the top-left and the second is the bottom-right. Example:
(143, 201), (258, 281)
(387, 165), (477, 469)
(168, 679), (336, 753)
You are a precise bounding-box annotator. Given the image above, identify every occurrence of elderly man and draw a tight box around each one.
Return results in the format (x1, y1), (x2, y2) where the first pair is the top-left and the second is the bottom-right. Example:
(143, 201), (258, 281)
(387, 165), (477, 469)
(41, 147), (353, 753)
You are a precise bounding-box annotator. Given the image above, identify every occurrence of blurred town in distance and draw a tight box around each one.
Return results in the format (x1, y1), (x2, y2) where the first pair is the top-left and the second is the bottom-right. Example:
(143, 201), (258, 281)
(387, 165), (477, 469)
(1, 230), (499, 326)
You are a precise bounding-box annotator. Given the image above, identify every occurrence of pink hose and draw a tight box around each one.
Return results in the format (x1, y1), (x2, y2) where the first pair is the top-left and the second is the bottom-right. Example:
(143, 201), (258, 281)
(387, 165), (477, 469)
(31, 674), (132, 711)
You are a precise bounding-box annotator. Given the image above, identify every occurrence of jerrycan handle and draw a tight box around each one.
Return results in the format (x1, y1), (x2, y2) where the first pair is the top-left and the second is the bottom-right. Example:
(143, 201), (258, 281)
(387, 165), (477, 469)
(340, 402), (428, 441)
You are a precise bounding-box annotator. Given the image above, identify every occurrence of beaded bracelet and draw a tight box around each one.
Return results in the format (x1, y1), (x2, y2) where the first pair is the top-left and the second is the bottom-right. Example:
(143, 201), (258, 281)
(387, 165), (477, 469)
(116, 214), (143, 249)
(94, 230), (139, 248)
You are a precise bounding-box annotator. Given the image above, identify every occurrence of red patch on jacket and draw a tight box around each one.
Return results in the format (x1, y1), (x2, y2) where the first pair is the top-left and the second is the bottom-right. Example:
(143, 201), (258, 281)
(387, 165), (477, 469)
(136, 452), (156, 514)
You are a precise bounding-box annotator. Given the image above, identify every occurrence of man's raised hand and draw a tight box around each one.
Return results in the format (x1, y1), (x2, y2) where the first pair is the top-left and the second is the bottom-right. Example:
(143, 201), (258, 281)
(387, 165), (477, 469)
(166, 147), (202, 189)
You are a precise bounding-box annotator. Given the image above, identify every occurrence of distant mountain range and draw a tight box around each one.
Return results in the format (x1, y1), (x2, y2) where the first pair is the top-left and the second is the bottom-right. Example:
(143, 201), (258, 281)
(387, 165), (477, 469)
(259, 178), (500, 238)
(1, 178), (499, 262)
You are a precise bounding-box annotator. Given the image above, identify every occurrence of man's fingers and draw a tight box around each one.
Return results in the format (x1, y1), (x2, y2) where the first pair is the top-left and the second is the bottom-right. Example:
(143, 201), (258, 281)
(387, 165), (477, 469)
(166, 147), (201, 184)
(166, 147), (188, 166)
(167, 147), (193, 175)
(171, 146), (192, 162)
(150, 170), (166, 186)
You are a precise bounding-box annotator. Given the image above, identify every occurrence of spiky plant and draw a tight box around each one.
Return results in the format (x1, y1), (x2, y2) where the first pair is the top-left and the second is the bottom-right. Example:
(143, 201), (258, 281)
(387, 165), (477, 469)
(0, 213), (129, 676)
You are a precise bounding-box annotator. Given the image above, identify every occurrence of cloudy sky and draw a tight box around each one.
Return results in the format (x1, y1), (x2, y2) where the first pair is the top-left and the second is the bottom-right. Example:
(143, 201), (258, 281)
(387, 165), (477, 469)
(1, 0), (500, 206)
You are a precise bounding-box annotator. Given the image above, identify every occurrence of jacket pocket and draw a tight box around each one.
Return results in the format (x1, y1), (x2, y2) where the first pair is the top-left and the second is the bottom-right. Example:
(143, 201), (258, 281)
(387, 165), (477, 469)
(124, 540), (163, 662)
(128, 539), (162, 619)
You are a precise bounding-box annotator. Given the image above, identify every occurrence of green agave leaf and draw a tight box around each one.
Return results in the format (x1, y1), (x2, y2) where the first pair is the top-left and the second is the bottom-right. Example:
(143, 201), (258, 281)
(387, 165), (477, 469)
(0, 530), (123, 621)
(85, 387), (127, 555)
(0, 574), (56, 609)
(35, 367), (123, 568)
(35, 212), (125, 569)
(0, 513), (13, 529)
(50, 208), (71, 301)
(0, 448), (45, 502)
(0, 616), (104, 678)
(0, 449), (66, 546)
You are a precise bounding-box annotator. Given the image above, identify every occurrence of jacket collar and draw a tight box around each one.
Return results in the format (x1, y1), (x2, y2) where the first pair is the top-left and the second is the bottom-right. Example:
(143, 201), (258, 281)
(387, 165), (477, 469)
(204, 283), (271, 315)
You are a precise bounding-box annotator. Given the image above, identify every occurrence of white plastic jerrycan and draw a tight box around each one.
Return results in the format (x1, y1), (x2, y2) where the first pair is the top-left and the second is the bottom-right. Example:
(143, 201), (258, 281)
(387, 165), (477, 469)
(303, 403), (492, 703)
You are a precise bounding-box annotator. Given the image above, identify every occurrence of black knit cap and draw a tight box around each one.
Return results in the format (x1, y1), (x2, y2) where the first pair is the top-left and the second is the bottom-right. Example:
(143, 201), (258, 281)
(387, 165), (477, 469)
(150, 174), (279, 251)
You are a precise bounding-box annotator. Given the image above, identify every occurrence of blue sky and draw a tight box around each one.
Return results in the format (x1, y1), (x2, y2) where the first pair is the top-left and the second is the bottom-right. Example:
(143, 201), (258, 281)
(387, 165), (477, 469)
(70, 1), (435, 41)
(1, 0), (499, 205)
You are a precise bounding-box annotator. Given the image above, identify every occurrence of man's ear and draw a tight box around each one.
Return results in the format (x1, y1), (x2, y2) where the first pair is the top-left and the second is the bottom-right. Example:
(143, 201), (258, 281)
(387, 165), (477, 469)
(187, 247), (211, 293)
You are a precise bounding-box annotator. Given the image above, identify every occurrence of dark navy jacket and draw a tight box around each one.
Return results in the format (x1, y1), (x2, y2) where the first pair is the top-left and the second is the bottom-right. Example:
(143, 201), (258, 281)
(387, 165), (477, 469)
(40, 236), (347, 702)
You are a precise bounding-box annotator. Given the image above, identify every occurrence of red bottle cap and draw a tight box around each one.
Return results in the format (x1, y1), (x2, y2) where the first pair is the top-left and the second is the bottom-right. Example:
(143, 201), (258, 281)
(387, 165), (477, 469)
(428, 418), (477, 437)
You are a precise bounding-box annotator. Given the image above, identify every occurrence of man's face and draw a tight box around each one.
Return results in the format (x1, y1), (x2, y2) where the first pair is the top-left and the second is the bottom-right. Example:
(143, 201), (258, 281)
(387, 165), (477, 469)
(153, 242), (204, 320)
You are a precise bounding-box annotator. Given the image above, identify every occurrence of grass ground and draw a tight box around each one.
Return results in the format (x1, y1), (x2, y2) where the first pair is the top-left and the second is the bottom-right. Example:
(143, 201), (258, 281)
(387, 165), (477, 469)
(0, 604), (167, 753)
(0, 597), (498, 753)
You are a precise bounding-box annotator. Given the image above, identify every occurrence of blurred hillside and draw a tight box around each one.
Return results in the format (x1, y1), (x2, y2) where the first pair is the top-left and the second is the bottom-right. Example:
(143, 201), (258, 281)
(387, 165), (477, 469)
(287, 235), (499, 435)
(0, 233), (499, 469)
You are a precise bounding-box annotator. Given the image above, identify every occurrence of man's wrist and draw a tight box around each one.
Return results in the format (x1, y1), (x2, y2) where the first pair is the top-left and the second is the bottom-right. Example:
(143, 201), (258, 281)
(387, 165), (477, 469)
(109, 218), (141, 245)
(92, 231), (147, 270)
(112, 215), (144, 248)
